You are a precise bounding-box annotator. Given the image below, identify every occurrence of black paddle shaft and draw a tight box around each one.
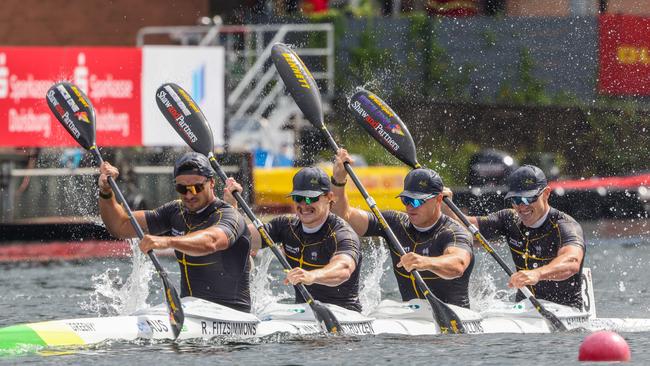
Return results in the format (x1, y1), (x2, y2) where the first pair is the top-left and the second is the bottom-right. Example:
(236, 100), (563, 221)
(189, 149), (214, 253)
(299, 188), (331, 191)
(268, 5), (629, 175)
(320, 128), (465, 334)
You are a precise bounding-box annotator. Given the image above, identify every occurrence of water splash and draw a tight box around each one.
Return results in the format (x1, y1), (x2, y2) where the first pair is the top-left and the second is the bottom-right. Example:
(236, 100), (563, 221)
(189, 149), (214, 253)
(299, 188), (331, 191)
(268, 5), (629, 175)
(250, 249), (292, 314)
(469, 250), (514, 311)
(80, 238), (155, 316)
(359, 237), (389, 315)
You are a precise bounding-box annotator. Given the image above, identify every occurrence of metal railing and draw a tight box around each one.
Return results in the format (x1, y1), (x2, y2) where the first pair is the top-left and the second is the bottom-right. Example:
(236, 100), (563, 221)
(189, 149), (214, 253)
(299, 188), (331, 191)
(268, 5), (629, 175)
(136, 23), (335, 152)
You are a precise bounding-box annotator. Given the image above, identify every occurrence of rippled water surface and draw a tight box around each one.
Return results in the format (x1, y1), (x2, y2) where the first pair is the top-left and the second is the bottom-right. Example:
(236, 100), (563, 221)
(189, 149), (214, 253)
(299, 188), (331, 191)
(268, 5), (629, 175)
(1, 220), (650, 365)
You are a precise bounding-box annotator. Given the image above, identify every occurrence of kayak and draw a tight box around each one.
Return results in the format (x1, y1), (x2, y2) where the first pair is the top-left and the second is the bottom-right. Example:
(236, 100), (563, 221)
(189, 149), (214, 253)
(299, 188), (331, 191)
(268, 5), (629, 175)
(0, 297), (581, 353)
(2, 268), (649, 354)
(3, 296), (650, 355)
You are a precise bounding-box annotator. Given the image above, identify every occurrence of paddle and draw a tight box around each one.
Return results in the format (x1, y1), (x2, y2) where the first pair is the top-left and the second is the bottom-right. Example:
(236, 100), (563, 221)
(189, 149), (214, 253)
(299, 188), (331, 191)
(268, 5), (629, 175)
(155, 82), (341, 334)
(45, 82), (185, 338)
(271, 43), (465, 334)
(347, 88), (568, 332)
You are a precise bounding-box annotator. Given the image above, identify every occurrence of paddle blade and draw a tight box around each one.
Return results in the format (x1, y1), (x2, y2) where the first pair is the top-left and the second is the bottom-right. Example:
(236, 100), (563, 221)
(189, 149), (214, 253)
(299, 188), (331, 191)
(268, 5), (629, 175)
(311, 300), (342, 334)
(158, 267), (185, 338)
(45, 82), (96, 150)
(271, 43), (324, 129)
(348, 89), (419, 169)
(156, 83), (214, 156)
(427, 295), (466, 334)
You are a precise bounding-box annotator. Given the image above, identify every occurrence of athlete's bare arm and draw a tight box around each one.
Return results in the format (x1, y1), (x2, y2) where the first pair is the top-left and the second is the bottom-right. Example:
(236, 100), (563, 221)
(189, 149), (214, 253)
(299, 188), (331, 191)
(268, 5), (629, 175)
(285, 253), (356, 287)
(508, 245), (584, 288)
(397, 246), (472, 280)
(98, 161), (149, 238)
(330, 149), (370, 236)
(139, 226), (231, 256)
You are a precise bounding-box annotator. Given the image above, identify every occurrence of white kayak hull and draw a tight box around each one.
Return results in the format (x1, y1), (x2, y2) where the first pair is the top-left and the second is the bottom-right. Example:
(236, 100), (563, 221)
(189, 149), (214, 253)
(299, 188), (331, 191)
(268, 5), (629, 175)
(3, 296), (650, 353)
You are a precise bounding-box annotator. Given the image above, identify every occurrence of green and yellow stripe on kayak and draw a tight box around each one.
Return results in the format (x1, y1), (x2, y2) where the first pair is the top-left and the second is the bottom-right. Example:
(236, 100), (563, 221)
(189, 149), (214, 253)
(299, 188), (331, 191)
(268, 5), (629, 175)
(0, 321), (88, 352)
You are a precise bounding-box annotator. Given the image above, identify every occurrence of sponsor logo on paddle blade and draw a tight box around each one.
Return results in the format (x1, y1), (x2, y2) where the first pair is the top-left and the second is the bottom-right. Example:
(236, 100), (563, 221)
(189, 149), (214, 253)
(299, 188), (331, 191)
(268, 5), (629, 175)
(348, 89), (419, 168)
(155, 82), (214, 156)
(45, 81), (96, 149)
(271, 43), (324, 128)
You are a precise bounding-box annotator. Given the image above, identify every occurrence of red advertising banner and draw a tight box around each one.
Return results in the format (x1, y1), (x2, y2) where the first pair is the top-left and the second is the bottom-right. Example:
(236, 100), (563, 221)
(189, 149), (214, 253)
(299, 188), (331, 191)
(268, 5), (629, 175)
(599, 14), (650, 95)
(0, 47), (141, 147)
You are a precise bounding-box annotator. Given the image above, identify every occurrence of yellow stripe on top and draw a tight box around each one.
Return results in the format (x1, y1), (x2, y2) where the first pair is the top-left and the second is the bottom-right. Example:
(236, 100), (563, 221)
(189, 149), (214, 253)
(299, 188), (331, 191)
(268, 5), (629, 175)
(29, 322), (86, 346)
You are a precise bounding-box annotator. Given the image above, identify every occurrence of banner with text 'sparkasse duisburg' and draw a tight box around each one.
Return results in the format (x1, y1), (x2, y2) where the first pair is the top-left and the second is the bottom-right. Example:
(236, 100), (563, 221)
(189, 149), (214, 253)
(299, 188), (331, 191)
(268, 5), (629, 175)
(0, 46), (224, 147)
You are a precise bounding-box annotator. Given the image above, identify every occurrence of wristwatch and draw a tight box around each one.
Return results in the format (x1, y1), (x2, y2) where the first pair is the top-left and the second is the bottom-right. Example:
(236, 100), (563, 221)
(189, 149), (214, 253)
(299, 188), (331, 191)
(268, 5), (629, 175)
(330, 176), (347, 187)
(99, 190), (113, 200)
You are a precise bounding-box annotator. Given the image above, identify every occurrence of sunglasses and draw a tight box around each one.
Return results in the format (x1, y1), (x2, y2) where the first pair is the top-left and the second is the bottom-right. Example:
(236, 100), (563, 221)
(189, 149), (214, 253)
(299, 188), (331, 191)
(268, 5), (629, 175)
(506, 193), (541, 206)
(175, 180), (208, 195)
(292, 195), (321, 205)
(400, 195), (436, 208)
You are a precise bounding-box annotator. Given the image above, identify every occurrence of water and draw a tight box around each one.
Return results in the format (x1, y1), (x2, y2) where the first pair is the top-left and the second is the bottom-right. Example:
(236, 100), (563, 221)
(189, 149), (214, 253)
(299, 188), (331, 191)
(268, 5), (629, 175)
(1, 220), (650, 365)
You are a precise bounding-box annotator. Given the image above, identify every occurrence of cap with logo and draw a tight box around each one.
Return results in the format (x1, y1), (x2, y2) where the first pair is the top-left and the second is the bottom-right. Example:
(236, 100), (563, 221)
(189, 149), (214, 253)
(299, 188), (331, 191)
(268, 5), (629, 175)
(288, 167), (331, 197)
(504, 165), (548, 199)
(173, 152), (215, 178)
(397, 168), (444, 199)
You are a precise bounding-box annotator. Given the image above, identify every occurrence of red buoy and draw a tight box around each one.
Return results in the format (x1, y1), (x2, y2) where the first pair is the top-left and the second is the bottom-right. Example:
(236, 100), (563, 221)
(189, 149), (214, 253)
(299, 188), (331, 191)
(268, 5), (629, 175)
(579, 331), (631, 362)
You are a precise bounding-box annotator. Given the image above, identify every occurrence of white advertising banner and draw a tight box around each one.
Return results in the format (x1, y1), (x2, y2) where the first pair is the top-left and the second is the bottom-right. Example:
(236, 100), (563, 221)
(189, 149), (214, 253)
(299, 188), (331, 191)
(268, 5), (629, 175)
(142, 46), (224, 146)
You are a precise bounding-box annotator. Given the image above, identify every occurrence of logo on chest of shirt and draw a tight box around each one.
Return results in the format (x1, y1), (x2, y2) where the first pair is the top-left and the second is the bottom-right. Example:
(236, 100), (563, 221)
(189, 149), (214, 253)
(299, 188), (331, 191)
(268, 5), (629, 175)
(508, 238), (524, 248)
(422, 248), (429, 256)
(284, 245), (300, 255)
(403, 246), (411, 252)
(171, 228), (186, 237)
(310, 251), (318, 261)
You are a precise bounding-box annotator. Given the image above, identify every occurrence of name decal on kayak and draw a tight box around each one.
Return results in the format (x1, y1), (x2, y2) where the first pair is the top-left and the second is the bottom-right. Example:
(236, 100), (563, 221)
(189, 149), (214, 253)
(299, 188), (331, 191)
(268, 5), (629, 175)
(201, 321), (257, 336)
(563, 316), (587, 327)
(146, 320), (169, 333)
(340, 321), (375, 335)
(67, 322), (96, 332)
(463, 320), (484, 334)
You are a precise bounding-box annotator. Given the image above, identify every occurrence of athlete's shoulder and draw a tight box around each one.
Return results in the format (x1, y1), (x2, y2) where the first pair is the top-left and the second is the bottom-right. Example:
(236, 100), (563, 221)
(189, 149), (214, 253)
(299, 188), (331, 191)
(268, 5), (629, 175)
(329, 213), (361, 240)
(549, 208), (584, 233)
(153, 199), (183, 214)
(549, 207), (579, 223)
(213, 199), (238, 216)
(440, 214), (470, 232)
(381, 209), (408, 224)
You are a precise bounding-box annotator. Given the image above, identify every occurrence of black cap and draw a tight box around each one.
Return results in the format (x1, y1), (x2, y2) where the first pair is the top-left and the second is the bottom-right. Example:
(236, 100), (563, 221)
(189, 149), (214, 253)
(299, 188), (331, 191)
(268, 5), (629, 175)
(397, 168), (444, 199)
(288, 167), (330, 197)
(504, 165), (547, 199)
(173, 152), (215, 178)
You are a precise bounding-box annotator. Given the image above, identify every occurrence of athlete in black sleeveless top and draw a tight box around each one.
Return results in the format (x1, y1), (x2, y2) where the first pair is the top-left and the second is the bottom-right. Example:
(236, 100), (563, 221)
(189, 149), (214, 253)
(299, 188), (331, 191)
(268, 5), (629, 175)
(447, 165), (585, 309)
(331, 149), (474, 308)
(225, 167), (363, 312)
(98, 152), (252, 312)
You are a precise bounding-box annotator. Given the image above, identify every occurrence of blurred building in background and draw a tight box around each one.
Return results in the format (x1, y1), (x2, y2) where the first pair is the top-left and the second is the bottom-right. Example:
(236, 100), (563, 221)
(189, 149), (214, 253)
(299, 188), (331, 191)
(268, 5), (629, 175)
(1, 0), (650, 222)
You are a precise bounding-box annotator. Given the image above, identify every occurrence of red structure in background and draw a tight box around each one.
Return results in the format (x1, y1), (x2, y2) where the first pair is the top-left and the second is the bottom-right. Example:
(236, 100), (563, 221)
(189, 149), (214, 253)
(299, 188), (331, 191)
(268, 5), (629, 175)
(427, 0), (478, 16)
(302, 0), (328, 13)
(599, 14), (650, 95)
(550, 172), (650, 191)
(0, 47), (141, 147)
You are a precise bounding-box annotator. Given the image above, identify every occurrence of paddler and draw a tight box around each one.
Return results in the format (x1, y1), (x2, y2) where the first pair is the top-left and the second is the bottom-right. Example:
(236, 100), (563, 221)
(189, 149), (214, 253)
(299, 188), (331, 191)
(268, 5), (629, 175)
(224, 167), (363, 312)
(445, 165), (586, 309)
(330, 149), (475, 308)
(98, 152), (253, 312)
